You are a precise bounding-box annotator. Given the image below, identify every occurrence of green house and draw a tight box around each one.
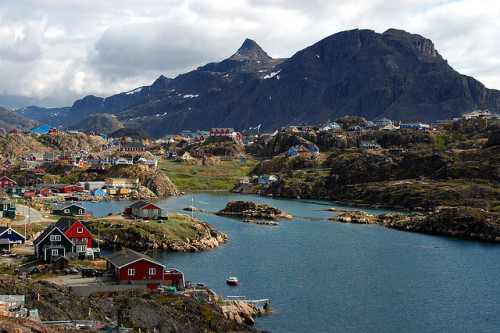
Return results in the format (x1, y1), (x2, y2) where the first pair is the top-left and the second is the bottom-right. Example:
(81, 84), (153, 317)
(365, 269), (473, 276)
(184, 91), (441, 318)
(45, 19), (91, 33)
(0, 199), (16, 219)
(33, 225), (74, 262)
(51, 203), (86, 216)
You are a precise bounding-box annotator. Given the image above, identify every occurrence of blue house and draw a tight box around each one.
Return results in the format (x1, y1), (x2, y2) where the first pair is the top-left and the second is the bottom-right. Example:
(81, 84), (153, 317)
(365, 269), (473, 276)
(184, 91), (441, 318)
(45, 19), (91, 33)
(0, 227), (26, 251)
(310, 145), (320, 153)
(29, 124), (52, 134)
(258, 175), (278, 184)
(348, 126), (362, 131)
(92, 189), (107, 197)
(288, 147), (298, 156)
(238, 157), (247, 163)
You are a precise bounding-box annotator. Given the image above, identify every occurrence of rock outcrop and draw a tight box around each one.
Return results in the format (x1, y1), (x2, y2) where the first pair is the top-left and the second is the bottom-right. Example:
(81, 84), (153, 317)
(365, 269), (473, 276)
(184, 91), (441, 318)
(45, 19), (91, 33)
(104, 164), (181, 197)
(377, 207), (500, 243)
(328, 210), (373, 224)
(216, 201), (293, 220)
(0, 276), (258, 332)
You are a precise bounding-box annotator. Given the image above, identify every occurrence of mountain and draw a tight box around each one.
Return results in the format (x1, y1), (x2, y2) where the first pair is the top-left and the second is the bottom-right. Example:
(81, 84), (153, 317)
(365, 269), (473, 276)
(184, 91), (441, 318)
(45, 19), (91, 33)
(0, 107), (39, 131)
(15, 106), (70, 128)
(38, 29), (500, 137)
(67, 113), (123, 134)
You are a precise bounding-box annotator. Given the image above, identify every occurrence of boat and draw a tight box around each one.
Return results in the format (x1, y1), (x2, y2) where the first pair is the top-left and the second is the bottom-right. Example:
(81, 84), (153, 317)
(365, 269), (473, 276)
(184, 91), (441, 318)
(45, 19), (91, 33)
(226, 277), (238, 286)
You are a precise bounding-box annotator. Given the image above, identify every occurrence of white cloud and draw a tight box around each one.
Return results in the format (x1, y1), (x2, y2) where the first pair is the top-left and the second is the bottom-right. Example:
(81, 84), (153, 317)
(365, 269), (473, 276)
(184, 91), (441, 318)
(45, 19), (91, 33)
(0, 0), (499, 108)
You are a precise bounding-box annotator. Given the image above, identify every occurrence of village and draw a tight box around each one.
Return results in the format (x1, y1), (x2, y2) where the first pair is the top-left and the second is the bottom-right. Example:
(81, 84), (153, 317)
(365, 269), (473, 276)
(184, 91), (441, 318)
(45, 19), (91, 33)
(0, 109), (498, 330)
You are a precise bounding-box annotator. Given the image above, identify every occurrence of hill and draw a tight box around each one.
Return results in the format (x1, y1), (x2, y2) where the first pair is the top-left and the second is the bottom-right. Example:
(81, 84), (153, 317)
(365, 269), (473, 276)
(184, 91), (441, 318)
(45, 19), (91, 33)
(0, 107), (38, 131)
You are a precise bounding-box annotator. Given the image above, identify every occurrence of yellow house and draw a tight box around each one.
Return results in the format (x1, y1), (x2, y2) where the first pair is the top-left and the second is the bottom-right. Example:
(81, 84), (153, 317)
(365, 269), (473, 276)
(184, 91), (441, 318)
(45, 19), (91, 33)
(284, 126), (299, 133)
(117, 187), (129, 195)
(105, 187), (117, 195)
(176, 152), (192, 161)
(105, 178), (139, 188)
(143, 138), (151, 145)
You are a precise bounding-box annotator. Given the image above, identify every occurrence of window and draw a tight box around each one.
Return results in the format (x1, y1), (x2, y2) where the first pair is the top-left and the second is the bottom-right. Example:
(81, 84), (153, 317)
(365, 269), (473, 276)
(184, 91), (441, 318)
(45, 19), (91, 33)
(50, 235), (61, 241)
(77, 227), (83, 233)
(52, 249), (58, 256)
(79, 209), (83, 214)
(64, 209), (70, 213)
(7, 230), (11, 234)
(149, 268), (156, 275)
(127, 269), (135, 276)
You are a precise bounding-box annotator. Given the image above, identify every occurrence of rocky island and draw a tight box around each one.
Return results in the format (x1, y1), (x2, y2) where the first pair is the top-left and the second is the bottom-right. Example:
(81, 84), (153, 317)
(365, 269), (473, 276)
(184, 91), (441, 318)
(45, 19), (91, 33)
(216, 201), (293, 220)
(83, 213), (227, 252)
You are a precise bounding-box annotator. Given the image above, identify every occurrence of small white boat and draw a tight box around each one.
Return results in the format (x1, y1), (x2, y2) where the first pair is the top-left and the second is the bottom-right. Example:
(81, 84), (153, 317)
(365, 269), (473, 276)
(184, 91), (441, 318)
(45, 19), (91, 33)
(226, 276), (238, 286)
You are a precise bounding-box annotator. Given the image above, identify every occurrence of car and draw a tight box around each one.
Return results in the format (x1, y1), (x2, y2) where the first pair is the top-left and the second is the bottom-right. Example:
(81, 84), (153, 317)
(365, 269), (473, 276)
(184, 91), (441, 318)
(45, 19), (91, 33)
(81, 268), (104, 277)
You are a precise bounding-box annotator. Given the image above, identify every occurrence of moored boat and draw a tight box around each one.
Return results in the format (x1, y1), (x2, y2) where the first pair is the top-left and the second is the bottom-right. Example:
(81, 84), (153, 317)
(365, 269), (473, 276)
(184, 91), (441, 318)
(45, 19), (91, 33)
(226, 276), (238, 286)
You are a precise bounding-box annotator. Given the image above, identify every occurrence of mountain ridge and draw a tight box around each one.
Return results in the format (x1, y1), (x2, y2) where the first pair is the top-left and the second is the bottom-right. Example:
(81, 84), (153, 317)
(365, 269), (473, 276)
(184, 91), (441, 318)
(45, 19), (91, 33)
(10, 29), (500, 138)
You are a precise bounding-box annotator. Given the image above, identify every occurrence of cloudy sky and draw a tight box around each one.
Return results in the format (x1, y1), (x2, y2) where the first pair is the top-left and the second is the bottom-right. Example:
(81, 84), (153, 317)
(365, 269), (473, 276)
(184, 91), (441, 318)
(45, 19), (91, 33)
(1, 0), (499, 109)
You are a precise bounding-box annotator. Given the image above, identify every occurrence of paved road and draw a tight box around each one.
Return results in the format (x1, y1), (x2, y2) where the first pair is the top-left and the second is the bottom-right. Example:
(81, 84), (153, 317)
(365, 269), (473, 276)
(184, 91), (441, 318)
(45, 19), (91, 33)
(12, 204), (53, 226)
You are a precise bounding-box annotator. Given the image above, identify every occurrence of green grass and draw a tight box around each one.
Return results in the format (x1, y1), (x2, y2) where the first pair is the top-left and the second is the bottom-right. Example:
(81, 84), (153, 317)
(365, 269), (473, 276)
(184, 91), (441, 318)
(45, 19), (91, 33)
(84, 213), (201, 243)
(158, 159), (259, 190)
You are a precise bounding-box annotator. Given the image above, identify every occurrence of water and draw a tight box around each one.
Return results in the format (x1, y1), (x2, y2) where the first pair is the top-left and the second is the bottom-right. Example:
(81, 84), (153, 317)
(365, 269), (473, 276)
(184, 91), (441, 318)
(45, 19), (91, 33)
(85, 193), (500, 332)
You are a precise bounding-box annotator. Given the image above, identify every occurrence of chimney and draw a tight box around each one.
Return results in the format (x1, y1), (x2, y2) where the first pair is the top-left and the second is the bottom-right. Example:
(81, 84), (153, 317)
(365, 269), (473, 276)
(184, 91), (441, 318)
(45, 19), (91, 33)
(121, 247), (126, 255)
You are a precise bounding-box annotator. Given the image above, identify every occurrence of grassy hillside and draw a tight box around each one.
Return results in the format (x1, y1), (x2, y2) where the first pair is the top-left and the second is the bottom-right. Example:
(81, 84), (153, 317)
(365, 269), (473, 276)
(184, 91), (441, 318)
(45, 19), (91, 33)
(158, 159), (259, 190)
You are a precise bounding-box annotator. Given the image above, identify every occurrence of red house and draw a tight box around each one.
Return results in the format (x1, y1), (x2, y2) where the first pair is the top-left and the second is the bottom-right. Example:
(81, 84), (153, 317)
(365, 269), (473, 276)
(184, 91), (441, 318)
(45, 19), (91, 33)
(0, 176), (17, 188)
(106, 248), (168, 289)
(8, 129), (18, 134)
(49, 127), (58, 133)
(39, 188), (53, 196)
(59, 185), (84, 194)
(209, 128), (235, 137)
(60, 151), (73, 160)
(124, 200), (165, 219)
(55, 217), (93, 250)
(68, 157), (84, 167)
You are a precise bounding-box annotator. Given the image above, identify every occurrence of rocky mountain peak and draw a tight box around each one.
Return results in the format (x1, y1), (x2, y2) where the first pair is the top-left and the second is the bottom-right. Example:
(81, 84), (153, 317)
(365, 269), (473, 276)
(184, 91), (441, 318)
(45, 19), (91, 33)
(229, 38), (272, 62)
(382, 28), (440, 58)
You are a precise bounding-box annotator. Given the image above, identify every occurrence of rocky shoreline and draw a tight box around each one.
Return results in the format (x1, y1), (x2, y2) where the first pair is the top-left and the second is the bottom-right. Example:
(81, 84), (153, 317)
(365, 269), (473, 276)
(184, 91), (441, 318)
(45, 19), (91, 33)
(329, 206), (500, 243)
(0, 276), (264, 332)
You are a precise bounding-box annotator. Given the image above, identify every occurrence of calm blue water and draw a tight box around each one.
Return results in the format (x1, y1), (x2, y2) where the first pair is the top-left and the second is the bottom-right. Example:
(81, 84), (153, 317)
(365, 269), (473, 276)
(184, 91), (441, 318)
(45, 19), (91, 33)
(85, 193), (500, 333)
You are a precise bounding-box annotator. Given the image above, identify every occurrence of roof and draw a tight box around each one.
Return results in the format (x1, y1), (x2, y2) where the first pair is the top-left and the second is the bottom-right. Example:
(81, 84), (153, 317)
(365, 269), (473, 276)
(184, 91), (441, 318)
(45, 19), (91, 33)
(122, 142), (146, 148)
(52, 203), (85, 211)
(127, 200), (150, 209)
(0, 239), (10, 245)
(33, 225), (73, 246)
(54, 217), (80, 233)
(106, 248), (164, 269)
(0, 227), (25, 239)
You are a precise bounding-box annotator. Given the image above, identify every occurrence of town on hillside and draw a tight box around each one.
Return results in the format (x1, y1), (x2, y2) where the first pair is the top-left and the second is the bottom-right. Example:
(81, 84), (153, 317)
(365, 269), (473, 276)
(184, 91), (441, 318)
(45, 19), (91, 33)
(0, 110), (499, 330)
